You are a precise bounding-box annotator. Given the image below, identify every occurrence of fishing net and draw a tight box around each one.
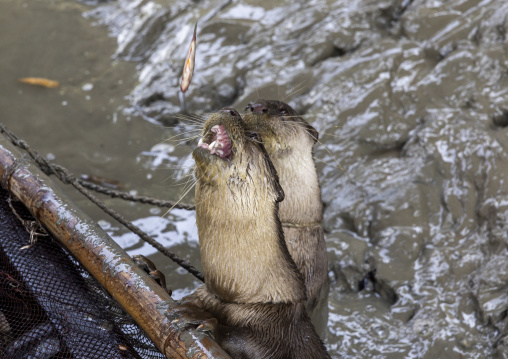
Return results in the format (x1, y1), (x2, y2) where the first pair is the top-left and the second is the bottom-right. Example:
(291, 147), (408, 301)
(0, 188), (165, 359)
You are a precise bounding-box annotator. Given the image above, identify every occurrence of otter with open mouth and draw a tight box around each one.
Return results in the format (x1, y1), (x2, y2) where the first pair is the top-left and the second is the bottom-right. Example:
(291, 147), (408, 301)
(242, 100), (329, 323)
(190, 108), (330, 358)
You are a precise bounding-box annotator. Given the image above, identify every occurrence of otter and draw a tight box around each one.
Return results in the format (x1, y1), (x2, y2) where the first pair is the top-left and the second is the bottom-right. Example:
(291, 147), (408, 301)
(242, 100), (329, 318)
(190, 108), (330, 359)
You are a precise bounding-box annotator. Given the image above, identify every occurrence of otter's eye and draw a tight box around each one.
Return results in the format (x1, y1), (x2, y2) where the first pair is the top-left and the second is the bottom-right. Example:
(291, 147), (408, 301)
(222, 108), (240, 117)
(249, 132), (261, 142)
(279, 107), (288, 115)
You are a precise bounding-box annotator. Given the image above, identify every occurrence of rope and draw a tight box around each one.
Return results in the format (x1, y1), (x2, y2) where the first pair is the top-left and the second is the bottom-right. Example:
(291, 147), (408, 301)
(76, 179), (195, 210)
(0, 123), (204, 282)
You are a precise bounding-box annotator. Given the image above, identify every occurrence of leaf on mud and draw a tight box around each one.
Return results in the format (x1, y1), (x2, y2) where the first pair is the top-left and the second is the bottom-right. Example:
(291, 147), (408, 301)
(18, 77), (59, 88)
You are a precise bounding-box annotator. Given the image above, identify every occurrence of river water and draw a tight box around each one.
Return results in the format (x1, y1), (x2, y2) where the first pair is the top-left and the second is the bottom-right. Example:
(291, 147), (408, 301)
(1, 0), (508, 357)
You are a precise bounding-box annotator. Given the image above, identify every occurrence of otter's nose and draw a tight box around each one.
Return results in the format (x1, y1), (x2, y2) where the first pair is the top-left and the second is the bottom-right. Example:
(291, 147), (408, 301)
(246, 102), (268, 114)
(221, 108), (240, 117)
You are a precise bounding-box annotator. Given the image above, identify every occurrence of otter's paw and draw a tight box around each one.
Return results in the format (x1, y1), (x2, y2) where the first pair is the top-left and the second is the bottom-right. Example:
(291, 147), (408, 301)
(132, 254), (172, 296)
(170, 297), (218, 336)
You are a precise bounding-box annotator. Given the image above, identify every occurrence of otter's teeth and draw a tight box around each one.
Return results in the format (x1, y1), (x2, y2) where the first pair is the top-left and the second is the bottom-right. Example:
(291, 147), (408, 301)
(211, 125), (219, 132)
(209, 141), (217, 150)
(198, 138), (203, 146)
(216, 149), (224, 156)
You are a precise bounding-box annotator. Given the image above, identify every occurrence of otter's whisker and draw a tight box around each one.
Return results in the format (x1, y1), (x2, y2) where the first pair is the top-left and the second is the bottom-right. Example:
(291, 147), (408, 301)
(307, 133), (354, 187)
(162, 179), (196, 217)
(163, 130), (202, 143)
(161, 164), (196, 185)
(172, 116), (206, 126)
(151, 164), (195, 172)
(159, 177), (190, 189)
(178, 165), (199, 191)
(167, 169), (194, 180)
(172, 112), (209, 123)
(181, 115), (207, 123)
(277, 119), (350, 142)
(187, 112), (215, 121)
(318, 131), (349, 139)
(178, 134), (202, 143)
(168, 124), (203, 130)
(280, 115), (311, 120)
(281, 81), (309, 102)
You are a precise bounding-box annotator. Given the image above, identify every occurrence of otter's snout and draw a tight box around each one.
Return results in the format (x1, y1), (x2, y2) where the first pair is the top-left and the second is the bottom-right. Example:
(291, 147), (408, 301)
(245, 102), (268, 114)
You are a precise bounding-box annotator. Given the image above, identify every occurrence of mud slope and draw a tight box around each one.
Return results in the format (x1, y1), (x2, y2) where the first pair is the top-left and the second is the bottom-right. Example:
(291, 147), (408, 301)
(86, 0), (508, 357)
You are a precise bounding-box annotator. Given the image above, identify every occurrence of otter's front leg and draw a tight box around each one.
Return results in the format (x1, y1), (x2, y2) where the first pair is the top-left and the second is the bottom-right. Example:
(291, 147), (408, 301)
(132, 254), (172, 296)
(132, 256), (218, 335)
(172, 292), (218, 335)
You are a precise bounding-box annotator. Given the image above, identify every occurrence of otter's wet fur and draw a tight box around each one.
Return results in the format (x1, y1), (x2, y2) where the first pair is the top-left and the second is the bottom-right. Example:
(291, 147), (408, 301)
(191, 108), (330, 359)
(242, 100), (329, 314)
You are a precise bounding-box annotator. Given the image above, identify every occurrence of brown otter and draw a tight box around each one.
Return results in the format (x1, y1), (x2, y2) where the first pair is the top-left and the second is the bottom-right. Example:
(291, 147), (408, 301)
(190, 108), (330, 358)
(242, 100), (329, 316)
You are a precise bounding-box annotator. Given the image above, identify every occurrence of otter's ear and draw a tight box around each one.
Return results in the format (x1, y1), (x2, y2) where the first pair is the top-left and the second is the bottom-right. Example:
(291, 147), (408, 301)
(254, 136), (285, 203)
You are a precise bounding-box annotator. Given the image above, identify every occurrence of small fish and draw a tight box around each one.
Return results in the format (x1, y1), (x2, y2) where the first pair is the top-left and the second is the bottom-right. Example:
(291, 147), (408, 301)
(180, 22), (197, 93)
(19, 77), (59, 88)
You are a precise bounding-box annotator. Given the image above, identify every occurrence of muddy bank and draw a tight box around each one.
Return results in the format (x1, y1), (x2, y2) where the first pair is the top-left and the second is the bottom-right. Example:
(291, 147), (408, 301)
(2, 0), (508, 357)
(87, 0), (508, 357)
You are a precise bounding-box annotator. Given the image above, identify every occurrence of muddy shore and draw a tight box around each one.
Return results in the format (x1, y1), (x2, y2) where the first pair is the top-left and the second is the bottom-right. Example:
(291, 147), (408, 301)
(2, 0), (508, 357)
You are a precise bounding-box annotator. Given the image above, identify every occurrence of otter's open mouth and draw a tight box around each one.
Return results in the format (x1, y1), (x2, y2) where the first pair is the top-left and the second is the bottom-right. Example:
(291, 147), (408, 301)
(198, 124), (232, 159)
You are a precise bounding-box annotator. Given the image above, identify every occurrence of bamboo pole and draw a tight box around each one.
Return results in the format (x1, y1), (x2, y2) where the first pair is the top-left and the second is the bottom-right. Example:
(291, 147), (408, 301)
(0, 133), (230, 359)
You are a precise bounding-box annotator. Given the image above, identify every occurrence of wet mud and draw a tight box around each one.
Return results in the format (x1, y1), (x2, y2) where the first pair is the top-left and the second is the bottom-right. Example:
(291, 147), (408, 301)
(2, 0), (508, 357)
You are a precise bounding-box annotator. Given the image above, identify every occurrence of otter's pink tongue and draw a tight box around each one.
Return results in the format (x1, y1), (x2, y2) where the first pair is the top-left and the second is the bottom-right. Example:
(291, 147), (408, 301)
(198, 124), (232, 158)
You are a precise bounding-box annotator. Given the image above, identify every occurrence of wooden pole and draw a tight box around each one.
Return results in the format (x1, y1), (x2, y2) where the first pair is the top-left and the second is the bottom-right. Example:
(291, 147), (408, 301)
(0, 133), (230, 359)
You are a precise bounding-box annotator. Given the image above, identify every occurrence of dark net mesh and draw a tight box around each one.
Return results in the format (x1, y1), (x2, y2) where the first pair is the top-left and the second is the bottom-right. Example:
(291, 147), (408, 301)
(0, 188), (166, 359)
